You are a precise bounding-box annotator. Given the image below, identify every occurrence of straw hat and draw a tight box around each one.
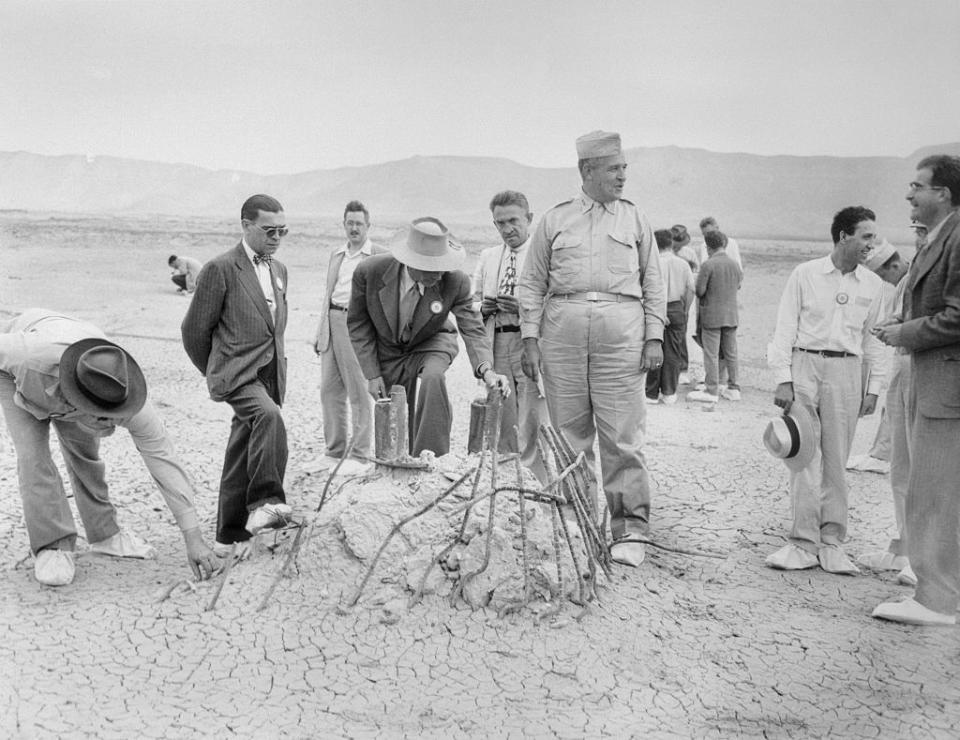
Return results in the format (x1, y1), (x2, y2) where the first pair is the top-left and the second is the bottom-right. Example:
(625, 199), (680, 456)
(390, 217), (465, 272)
(763, 401), (817, 472)
(59, 338), (147, 419)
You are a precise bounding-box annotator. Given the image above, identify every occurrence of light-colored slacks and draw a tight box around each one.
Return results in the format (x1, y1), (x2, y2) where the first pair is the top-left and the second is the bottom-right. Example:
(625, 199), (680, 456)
(539, 299), (651, 541)
(321, 310), (373, 459)
(0, 372), (120, 553)
(492, 330), (548, 483)
(787, 352), (861, 553)
(884, 354), (912, 556)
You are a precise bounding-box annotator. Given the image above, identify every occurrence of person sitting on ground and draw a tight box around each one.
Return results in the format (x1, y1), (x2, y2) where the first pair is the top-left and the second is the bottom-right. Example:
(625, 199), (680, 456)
(168, 254), (203, 294)
(688, 230), (742, 403)
(348, 217), (510, 456)
(0, 309), (221, 587)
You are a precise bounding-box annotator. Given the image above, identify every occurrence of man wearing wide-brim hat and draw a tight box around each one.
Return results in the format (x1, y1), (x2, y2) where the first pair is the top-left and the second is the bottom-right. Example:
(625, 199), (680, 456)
(0, 309), (220, 587)
(348, 217), (510, 456)
(518, 130), (667, 568)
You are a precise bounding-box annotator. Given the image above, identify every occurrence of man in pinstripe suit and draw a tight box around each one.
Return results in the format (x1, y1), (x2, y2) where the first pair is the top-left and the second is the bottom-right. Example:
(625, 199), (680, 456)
(182, 194), (291, 552)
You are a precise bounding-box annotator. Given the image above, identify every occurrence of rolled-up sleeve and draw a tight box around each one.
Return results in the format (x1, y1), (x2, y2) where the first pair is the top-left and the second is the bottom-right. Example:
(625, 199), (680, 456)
(121, 399), (200, 532)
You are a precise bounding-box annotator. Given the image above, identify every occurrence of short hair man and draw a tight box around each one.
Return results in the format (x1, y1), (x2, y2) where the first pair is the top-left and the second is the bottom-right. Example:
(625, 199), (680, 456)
(698, 216), (743, 270)
(688, 230), (743, 403)
(873, 155), (960, 626)
(473, 190), (549, 480)
(0, 309), (220, 586)
(519, 130), (666, 568)
(646, 228), (694, 404)
(313, 201), (387, 474)
(348, 217), (509, 456)
(766, 206), (887, 575)
(168, 254), (203, 294)
(182, 194), (292, 553)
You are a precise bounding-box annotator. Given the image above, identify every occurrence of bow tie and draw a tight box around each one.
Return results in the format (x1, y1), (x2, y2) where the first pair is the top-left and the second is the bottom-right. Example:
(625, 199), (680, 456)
(253, 253), (273, 266)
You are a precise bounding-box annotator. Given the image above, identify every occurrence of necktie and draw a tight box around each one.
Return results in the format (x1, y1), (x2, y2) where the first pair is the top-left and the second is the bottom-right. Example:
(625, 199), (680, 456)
(399, 283), (420, 342)
(498, 250), (518, 296)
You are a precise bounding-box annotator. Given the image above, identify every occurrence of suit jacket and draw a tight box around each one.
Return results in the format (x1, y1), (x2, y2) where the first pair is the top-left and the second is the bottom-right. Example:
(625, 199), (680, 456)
(899, 210), (960, 418)
(347, 254), (492, 379)
(315, 241), (386, 354)
(696, 251), (742, 328)
(472, 243), (513, 344)
(181, 243), (288, 403)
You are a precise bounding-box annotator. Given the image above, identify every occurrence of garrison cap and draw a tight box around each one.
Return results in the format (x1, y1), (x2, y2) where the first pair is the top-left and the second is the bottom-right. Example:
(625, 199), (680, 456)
(864, 239), (896, 273)
(576, 130), (622, 159)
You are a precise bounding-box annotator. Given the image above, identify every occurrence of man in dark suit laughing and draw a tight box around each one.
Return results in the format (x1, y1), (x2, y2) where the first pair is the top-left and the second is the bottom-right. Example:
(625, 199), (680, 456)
(181, 194), (291, 551)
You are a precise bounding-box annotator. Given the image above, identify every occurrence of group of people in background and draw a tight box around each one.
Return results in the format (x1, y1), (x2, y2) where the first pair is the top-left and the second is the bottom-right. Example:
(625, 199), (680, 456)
(2, 135), (958, 632)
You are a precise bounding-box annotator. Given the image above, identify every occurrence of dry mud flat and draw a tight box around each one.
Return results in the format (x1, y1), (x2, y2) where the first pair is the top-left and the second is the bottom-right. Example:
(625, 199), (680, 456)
(1, 214), (959, 738)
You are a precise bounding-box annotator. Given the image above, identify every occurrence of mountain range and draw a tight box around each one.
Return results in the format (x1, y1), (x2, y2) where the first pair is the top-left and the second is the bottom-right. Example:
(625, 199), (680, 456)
(3, 143), (959, 239)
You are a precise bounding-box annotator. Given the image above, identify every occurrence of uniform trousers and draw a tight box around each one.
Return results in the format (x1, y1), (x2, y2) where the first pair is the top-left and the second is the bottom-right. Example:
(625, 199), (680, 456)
(884, 354), (912, 556)
(380, 351), (454, 457)
(492, 330), (548, 482)
(646, 300), (686, 399)
(321, 310), (373, 459)
(906, 381), (960, 614)
(788, 352), (861, 553)
(218, 373), (287, 544)
(0, 373), (121, 553)
(539, 298), (651, 541)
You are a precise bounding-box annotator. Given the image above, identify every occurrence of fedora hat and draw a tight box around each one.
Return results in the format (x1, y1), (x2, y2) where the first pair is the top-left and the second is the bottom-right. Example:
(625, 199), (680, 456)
(390, 217), (465, 272)
(670, 224), (691, 246)
(59, 338), (147, 419)
(763, 400), (817, 472)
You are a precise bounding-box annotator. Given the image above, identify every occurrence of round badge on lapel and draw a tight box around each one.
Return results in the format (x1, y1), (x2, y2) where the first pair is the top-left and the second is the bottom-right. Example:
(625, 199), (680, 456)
(430, 301), (443, 314)
(275, 276), (284, 291)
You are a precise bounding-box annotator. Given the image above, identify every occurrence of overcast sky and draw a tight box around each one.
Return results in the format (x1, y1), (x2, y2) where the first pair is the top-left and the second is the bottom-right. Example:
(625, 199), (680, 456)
(2, 0), (958, 174)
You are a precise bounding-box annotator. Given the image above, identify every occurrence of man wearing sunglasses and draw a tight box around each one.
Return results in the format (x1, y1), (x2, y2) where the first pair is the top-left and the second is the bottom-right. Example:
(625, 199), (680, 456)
(182, 194), (292, 556)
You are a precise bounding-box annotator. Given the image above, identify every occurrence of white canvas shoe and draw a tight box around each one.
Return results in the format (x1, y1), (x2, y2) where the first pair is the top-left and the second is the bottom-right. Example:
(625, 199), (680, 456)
(90, 531), (157, 559)
(245, 503), (293, 535)
(765, 544), (818, 570)
(720, 388), (741, 402)
(856, 551), (909, 571)
(818, 544), (860, 575)
(610, 541), (646, 567)
(872, 597), (956, 626)
(687, 390), (719, 404)
(661, 394), (678, 405)
(898, 564), (917, 586)
(678, 372), (691, 385)
(35, 549), (76, 586)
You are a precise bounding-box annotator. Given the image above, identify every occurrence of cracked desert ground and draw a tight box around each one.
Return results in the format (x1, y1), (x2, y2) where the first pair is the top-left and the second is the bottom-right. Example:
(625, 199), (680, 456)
(1, 212), (958, 739)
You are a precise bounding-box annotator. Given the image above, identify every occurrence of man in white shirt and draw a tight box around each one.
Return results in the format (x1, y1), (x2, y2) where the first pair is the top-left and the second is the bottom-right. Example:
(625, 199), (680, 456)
(765, 206), (887, 575)
(646, 229), (694, 404)
(473, 191), (548, 481)
(314, 201), (386, 473)
(697, 216), (744, 270)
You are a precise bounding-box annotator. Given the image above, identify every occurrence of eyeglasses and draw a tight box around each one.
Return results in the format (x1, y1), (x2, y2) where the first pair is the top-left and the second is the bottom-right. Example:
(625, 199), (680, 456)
(908, 182), (945, 193)
(249, 223), (289, 238)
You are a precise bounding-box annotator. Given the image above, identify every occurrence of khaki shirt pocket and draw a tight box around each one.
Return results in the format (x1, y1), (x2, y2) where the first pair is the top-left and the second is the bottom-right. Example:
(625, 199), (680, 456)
(607, 232), (638, 275)
(550, 235), (583, 281)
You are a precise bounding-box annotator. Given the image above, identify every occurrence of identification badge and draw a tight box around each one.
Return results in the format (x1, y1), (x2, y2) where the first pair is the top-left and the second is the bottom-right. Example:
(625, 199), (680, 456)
(275, 276), (284, 291)
(430, 301), (443, 314)
(835, 292), (849, 305)
(855, 296), (871, 307)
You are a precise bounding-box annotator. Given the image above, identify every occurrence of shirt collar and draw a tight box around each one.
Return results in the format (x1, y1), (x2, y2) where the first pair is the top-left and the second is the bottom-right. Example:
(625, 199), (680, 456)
(336, 238), (373, 257)
(820, 254), (865, 280)
(241, 238), (259, 265)
(401, 266), (426, 295)
(504, 236), (532, 253)
(576, 190), (615, 214)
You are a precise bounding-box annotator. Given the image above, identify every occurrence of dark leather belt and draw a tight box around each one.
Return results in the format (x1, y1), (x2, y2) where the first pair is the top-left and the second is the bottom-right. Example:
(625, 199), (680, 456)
(494, 326), (521, 333)
(796, 347), (856, 358)
(329, 303), (349, 312)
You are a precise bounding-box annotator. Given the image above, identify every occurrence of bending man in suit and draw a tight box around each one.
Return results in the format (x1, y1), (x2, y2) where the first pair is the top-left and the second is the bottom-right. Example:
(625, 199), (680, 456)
(873, 155), (960, 627)
(348, 217), (510, 457)
(313, 200), (386, 474)
(182, 194), (292, 552)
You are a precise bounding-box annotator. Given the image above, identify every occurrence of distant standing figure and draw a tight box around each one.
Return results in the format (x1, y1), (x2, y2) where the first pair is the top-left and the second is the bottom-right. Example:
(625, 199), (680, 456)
(688, 230), (742, 403)
(697, 216), (743, 270)
(168, 255), (203, 294)
(670, 224), (698, 385)
(313, 200), (386, 474)
(646, 228), (694, 404)
(473, 190), (549, 481)
(765, 206), (886, 576)
(0, 309), (220, 587)
(181, 194), (292, 552)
